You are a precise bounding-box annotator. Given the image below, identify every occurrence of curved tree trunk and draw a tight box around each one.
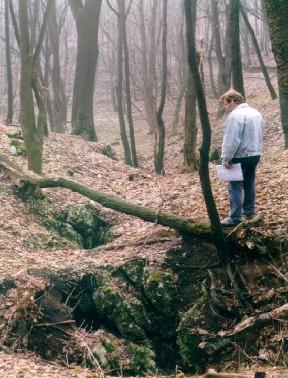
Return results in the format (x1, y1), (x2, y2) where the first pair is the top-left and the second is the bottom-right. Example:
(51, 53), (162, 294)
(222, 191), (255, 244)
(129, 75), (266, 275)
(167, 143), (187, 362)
(69, 0), (102, 141)
(184, 0), (230, 264)
(264, 0), (288, 148)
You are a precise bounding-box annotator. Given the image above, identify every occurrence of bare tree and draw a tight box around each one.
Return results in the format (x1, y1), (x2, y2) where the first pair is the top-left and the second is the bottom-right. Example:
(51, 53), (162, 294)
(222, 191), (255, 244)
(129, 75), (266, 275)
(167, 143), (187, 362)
(5, 0), (13, 124)
(184, 0), (230, 264)
(229, 0), (245, 96)
(154, 0), (168, 175)
(264, 0), (288, 148)
(69, 0), (102, 141)
(240, 4), (276, 100)
(18, 0), (53, 174)
(138, 0), (158, 134)
(183, 0), (197, 172)
(48, 0), (67, 133)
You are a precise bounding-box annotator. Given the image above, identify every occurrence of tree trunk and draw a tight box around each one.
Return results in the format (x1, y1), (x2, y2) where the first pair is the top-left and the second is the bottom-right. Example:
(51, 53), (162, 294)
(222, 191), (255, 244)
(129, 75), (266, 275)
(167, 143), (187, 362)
(184, 0), (230, 264)
(210, 0), (229, 94)
(240, 4), (276, 100)
(154, 0), (168, 175)
(183, 69), (198, 172)
(18, 0), (42, 174)
(48, 0), (67, 133)
(121, 0), (138, 168)
(138, 0), (158, 134)
(264, 0), (288, 148)
(5, 0), (13, 124)
(172, 84), (185, 134)
(183, 0), (197, 173)
(114, 0), (132, 166)
(43, 34), (56, 131)
(229, 0), (245, 96)
(69, 0), (102, 141)
(207, 34), (218, 99)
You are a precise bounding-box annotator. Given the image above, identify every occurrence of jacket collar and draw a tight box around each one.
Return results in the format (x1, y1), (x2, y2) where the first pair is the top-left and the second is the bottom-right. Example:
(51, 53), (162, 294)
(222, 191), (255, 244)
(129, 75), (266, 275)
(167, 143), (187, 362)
(236, 103), (249, 109)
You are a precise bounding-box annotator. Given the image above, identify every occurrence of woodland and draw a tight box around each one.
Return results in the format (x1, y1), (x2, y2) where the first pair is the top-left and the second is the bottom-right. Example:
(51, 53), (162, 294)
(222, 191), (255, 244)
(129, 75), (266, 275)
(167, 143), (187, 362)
(0, 0), (287, 377)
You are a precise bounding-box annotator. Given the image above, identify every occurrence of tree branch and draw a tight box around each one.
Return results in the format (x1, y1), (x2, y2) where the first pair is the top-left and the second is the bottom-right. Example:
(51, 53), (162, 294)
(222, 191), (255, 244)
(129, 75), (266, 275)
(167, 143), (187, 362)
(34, 0), (53, 64)
(68, 0), (83, 20)
(9, 0), (20, 49)
(106, 0), (119, 16)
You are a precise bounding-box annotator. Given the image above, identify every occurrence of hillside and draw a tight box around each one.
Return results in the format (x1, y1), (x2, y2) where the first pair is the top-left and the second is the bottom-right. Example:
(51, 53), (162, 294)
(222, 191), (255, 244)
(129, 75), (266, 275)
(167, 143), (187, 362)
(0, 69), (287, 377)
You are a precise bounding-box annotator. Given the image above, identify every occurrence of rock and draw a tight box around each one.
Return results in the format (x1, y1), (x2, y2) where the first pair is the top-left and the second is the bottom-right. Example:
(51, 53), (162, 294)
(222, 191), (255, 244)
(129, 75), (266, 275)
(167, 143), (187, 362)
(52, 204), (111, 249)
(7, 130), (23, 140)
(115, 258), (147, 287)
(10, 138), (27, 157)
(92, 271), (151, 341)
(177, 286), (209, 371)
(87, 329), (156, 376)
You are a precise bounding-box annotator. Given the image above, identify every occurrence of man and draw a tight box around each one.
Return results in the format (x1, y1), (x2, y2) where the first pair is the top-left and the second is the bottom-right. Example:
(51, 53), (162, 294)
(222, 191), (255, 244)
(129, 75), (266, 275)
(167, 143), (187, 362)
(220, 89), (266, 226)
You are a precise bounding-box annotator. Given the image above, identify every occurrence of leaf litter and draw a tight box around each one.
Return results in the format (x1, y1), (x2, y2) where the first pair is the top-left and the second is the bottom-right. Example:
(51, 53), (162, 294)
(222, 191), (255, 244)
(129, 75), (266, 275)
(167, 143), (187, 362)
(0, 70), (287, 377)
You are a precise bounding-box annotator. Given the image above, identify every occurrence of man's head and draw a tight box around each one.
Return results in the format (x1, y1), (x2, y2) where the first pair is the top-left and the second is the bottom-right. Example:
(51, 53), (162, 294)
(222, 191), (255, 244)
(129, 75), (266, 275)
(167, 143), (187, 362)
(220, 89), (245, 110)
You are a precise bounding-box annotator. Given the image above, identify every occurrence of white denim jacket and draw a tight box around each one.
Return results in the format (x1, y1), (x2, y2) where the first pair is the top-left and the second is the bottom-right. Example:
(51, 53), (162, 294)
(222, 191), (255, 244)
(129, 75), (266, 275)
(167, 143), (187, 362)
(221, 103), (266, 164)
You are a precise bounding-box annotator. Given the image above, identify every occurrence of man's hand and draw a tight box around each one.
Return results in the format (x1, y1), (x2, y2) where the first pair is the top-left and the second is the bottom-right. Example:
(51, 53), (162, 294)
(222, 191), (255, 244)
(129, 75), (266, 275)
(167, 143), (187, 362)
(223, 162), (232, 169)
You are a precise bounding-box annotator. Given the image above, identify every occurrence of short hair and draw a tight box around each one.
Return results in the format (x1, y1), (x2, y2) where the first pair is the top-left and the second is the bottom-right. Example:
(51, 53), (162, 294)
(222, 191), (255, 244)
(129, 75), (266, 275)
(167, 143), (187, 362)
(220, 89), (245, 105)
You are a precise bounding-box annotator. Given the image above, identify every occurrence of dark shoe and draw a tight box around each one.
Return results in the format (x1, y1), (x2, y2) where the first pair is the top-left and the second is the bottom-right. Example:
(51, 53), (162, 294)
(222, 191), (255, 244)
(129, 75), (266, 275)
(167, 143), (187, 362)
(221, 217), (241, 227)
(243, 214), (255, 221)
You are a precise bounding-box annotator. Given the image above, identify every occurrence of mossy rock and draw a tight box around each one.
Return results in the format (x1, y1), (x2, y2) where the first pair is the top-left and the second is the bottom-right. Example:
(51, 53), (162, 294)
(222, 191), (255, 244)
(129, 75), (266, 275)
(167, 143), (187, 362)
(114, 258), (148, 287)
(53, 204), (112, 249)
(92, 271), (150, 341)
(66, 204), (102, 234)
(57, 223), (84, 247)
(10, 138), (27, 157)
(88, 330), (156, 376)
(7, 130), (23, 140)
(144, 270), (177, 314)
(101, 144), (117, 160)
(177, 286), (209, 371)
(126, 342), (156, 375)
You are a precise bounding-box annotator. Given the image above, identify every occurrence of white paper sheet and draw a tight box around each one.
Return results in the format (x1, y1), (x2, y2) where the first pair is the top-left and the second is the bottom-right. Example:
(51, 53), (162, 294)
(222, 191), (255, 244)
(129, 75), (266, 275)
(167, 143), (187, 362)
(216, 163), (243, 181)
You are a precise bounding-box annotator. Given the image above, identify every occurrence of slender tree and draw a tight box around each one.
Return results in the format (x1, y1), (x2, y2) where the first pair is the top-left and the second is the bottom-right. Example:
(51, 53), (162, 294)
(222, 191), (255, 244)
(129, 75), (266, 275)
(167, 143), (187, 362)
(5, 0), (13, 124)
(210, 0), (229, 94)
(121, 0), (138, 167)
(138, 0), (158, 134)
(154, 0), (168, 175)
(240, 4), (276, 100)
(48, 0), (67, 133)
(183, 0), (197, 172)
(184, 0), (230, 264)
(107, 0), (132, 166)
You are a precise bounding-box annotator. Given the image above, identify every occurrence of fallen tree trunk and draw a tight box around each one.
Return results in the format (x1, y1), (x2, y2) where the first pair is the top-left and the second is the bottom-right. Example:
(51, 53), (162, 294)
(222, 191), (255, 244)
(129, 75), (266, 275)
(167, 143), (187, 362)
(0, 153), (211, 238)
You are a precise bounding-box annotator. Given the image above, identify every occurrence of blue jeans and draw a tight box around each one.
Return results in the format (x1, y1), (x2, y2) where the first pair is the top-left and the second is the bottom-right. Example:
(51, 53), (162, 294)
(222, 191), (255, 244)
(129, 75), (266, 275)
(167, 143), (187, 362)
(228, 156), (260, 222)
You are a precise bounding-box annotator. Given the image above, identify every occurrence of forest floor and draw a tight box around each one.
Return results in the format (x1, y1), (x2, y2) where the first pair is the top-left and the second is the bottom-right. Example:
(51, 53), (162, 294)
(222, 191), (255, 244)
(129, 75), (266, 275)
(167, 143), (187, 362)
(0, 66), (287, 377)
